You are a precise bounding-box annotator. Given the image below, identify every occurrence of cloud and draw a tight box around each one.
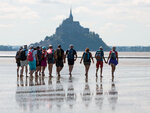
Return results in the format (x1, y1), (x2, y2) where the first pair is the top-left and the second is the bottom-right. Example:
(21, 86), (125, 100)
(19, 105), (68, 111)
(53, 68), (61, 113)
(51, 15), (66, 21)
(0, 24), (14, 28)
(100, 23), (127, 33)
(0, 2), (39, 20)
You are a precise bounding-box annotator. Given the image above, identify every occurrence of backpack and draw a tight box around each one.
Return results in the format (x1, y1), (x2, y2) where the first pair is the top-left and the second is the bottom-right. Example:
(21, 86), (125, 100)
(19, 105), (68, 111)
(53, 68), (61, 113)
(47, 49), (54, 61)
(27, 50), (34, 62)
(83, 52), (91, 62)
(67, 49), (74, 59)
(16, 51), (21, 61)
(56, 49), (62, 60)
(110, 51), (117, 60)
(37, 50), (42, 61)
(20, 49), (27, 61)
(96, 50), (103, 60)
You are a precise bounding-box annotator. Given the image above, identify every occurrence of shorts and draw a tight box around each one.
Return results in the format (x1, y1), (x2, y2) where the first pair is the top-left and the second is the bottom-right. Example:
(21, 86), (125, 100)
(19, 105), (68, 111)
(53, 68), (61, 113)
(20, 60), (28, 67)
(109, 59), (118, 66)
(68, 59), (74, 65)
(36, 61), (41, 66)
(96, 61), (103, 68)
(28, 60), (36, 71)
(16, 61), (21, 67)
(41, 60), (47, 67)
(56, 60), (64, 67)
(84, 62), (91, 65)
(48, 60), (55, 64)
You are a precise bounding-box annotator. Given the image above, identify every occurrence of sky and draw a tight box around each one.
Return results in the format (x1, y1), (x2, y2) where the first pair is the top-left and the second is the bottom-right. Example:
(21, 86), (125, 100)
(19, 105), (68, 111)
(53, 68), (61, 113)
(0, 0), (150, 46)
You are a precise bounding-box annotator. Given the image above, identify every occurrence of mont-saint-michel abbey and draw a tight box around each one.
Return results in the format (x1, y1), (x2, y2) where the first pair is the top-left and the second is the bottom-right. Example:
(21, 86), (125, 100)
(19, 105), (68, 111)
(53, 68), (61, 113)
(32, 9), (110, 51)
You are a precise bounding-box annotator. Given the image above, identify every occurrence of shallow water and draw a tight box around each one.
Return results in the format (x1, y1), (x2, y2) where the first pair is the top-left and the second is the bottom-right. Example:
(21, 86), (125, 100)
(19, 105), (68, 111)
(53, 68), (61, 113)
(0, 52), (150, 113)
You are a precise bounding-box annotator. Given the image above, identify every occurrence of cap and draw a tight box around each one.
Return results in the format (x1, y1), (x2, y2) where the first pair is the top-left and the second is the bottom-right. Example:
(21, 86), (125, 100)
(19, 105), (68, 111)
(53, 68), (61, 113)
(49, 45), (53, 47)
(99, 46), (103, 49)
(69, 44), (74, 47)
(42, 46), (46, 50)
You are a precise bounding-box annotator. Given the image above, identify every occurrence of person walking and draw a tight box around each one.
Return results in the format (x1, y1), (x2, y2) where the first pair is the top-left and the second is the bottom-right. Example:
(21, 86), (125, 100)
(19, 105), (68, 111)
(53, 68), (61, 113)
(27, 46), (38, 77)
(15, 46), (23, 77)
(41, 46), (47, 76)
(80, 48), (94, 78)
(54, 45), (65, 76)
(95, 46), (107, 78)
(20, 45), (28, 77)
(65, 44), (77, 77)
(106, 46), (119, 78)
(35, 46), (42, 77)
(47, 45), (55, 77)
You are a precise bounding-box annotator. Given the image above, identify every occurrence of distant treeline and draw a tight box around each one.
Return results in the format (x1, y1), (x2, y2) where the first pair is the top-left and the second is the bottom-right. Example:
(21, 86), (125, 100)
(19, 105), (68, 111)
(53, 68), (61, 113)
(0, 45), (150, 52)
(116, 46), (150, 52)
(0, 45), (19, 51)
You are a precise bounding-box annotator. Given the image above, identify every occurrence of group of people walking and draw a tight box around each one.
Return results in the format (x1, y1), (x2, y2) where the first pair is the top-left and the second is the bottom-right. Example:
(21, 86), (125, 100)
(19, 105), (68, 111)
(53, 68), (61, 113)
(15, 44), (118, 78)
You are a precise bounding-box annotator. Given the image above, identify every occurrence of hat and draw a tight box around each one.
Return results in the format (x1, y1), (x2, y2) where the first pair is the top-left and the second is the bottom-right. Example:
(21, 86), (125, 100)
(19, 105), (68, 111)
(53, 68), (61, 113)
(58, 44), (61, 48)
(49, 45), (53, 47)
(69, 44), (74, 47)
(42, 46), (46, 50)
(99, 46), (103, 49)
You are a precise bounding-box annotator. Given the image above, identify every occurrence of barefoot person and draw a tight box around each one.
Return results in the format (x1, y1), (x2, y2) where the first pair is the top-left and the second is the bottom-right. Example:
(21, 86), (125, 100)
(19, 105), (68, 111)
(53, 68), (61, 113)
(41, 46), (47, 76)
(80, 48), (94, 78)
(15, 46), (23, 77)
(65, 44), (77, 77)
(28, 46), (38, 77)
(20, 45), (28, 77)
(107, 46), (119, 78)
(54, 45), (65, 76)
(35, 46), (42, 77)
(95, 46), (107, 78)
(47, 45), (55, 77)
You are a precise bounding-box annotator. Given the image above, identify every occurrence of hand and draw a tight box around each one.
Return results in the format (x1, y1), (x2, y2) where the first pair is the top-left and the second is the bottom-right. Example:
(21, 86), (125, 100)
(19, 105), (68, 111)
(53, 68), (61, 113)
(64, 60), (66, 63)
(80, 61), (82, 64)
(74, 58), (77, 61)
(105, 61), (107, 64)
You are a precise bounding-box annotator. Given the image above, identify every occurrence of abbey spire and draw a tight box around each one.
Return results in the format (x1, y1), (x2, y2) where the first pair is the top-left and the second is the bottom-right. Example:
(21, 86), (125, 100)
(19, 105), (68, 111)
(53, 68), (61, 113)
(69, 8), (73, 21)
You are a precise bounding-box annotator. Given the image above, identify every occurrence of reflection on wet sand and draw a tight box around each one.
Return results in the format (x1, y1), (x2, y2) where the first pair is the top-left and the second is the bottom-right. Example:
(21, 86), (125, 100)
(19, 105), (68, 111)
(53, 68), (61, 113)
(95, 77), (104, 109)
(66, 77), (77, 109)
(16, 76), (76, 111)
(108, 79), (118, 110)
(81, 78), (92, 107)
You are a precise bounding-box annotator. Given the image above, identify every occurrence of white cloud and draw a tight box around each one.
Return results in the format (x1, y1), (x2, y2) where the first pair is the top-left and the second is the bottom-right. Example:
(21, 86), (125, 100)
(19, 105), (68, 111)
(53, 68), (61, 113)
(0, 2), (39, 20)
(100, 23), (127, 33)
(0, 24), (14, 28)
(52, 15), (66, 21)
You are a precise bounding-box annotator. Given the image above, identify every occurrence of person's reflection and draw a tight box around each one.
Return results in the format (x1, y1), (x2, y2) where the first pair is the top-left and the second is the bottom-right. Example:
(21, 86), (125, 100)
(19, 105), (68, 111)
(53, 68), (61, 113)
(55, 76), (65, 109)
(95, 77), (104, 109)
(20, 76), (24, 86)
(81, 78), (92, 107)
(108, 79), (118, 110)
(39, 76), (45, 85)
(47, 76), (55, 109)
(29, 76), (34, 86)
(66, 77), (77, 109)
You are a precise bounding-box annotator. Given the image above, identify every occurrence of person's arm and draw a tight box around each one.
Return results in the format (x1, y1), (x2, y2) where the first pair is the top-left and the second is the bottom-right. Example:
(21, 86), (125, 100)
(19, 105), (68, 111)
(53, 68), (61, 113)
(107, 51), (111, 63)
(63, 50), (66, 63)
(74, 50), (77, 61)
(80, 53), (84, 64)
(103, 52), (107, 63)
(116, 52), (119, 64)
(90, 53), (94, 63)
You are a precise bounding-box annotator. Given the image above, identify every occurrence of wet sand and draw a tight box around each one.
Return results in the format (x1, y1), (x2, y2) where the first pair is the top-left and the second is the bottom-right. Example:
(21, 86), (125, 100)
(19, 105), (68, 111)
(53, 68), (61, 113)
(0, 54), (150, 113)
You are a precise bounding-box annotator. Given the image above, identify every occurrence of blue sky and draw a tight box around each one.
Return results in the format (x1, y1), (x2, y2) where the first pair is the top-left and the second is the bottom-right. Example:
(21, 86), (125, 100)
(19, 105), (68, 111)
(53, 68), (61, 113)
(0, 0), (150, 46)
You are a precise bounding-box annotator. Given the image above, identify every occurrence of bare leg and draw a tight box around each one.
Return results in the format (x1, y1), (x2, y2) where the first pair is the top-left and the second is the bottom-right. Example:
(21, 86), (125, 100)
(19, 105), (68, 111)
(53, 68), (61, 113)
(25, 66), (28, 77)
(69, 65), (73, 75)
(48, 64), (53, 77)
(100, 67), (103, 77)
(96, 68), (98, 77)
(111, 64), (115, 78)
(20, 66), (24, 76)
(85, 65), (90, 77)
(42, 66), (46, 76)
(17, 66), (19, 77)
